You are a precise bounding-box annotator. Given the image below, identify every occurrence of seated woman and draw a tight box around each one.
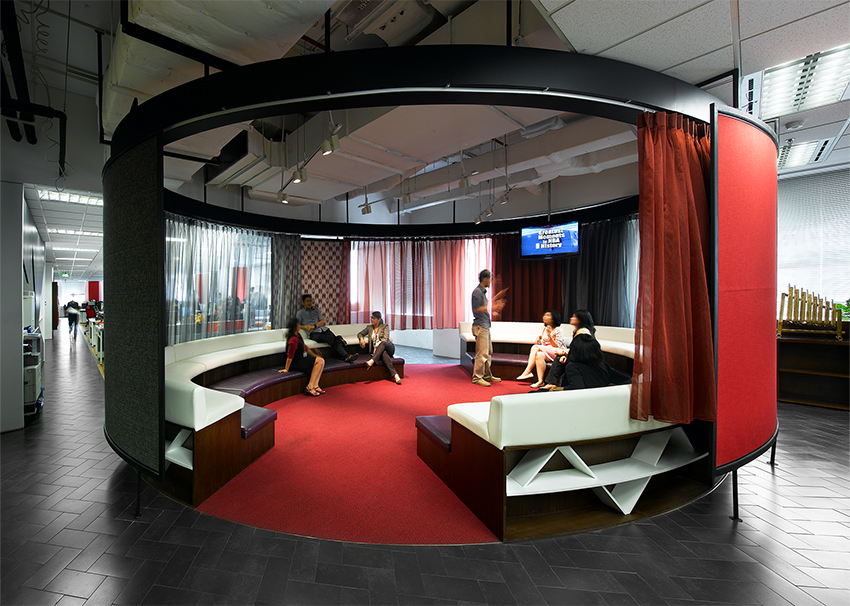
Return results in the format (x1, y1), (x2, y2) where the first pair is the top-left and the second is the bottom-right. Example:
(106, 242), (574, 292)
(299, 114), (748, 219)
(548, 333), (631, 390)
(357, 311), (401, 385)
(278, 317), (326, 397)
(516, 310), (565, 388)
(539, 309), (597, 390)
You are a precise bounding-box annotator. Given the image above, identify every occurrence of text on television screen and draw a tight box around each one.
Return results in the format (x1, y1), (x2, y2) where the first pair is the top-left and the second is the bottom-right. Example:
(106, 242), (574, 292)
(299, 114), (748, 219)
(520, 222), (579, 257)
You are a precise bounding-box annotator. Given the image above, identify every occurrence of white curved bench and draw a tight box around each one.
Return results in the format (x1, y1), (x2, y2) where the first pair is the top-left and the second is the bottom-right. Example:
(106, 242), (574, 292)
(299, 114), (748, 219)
(417, 384), (708, 541)
(458, 321), (636, 359)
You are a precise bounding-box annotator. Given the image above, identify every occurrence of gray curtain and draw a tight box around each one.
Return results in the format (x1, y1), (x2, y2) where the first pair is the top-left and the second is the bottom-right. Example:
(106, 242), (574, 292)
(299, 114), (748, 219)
(561, 213), (639, 327)
(271, 233), (302, 329)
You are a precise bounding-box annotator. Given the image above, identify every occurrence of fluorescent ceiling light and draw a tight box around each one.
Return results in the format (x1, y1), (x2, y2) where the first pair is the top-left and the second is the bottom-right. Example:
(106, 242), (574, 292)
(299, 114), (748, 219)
(760, 44), (850, 119)
(51, 247), (99, 252)
(37, 189), (103, 206)
(47, 229), (103, 237)
(777, 140), (819, 169)
(54, 257), (93, 261)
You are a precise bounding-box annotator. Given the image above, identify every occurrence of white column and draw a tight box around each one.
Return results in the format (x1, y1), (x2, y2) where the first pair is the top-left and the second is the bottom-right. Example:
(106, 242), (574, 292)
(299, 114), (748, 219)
(1, 183), (25, 432)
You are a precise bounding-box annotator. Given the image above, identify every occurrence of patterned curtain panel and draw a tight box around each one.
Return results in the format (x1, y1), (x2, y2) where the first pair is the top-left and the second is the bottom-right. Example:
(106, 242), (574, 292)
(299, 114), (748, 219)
(165, 213), (272, 345)
(271, 233), (302, 329)
(301, 239), (348, 326)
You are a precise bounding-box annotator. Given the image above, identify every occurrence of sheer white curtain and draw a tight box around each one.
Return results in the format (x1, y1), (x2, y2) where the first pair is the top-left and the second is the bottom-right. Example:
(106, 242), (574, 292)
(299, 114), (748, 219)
(165, 214), (272, 345)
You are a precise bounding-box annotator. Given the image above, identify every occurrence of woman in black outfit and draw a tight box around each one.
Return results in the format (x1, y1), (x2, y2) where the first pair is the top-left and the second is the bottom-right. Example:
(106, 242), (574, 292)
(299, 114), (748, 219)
(278, 317), (326, 396)
(539, 309), (597, 390)
(554, 334), (631, 390)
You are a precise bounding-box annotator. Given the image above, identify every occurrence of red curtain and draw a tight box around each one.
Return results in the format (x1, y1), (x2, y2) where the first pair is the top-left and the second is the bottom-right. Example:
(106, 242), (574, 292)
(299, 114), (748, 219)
(492, 233), (563, 323)
(630, 112), (716, 424)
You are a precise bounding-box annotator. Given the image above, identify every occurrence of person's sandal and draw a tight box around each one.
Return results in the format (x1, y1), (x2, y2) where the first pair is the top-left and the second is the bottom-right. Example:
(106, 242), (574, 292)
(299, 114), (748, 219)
(366, 359), (374, 369)
(314, 387), (326, 394)
(304, 387), (320, 397)
(394, 376), (402, 385)
(530, 381), (544, 389)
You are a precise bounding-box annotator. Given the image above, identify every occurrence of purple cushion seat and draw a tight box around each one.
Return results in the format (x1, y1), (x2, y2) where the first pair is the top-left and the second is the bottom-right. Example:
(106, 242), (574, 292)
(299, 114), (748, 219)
(322, 357), (405, 373)
(240, 403), (277, 439)
(209, 368), (305, 398)
(464, 352), (546, 366)
(416, 415), (452, 452)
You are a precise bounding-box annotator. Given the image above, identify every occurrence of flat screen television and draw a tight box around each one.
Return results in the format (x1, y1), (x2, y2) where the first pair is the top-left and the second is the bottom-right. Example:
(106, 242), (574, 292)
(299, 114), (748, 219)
(519, 221), (579, 258)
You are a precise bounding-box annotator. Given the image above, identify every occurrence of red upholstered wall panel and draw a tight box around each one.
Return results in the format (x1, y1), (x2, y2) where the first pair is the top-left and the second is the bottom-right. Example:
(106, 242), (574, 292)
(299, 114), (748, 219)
(87, 281), (100, 301)
(715, 114), (778, 467)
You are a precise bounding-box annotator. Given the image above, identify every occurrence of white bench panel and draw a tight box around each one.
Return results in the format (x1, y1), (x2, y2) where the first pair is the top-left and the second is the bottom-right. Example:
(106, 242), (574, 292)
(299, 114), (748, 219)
(447, 401), (491, 443)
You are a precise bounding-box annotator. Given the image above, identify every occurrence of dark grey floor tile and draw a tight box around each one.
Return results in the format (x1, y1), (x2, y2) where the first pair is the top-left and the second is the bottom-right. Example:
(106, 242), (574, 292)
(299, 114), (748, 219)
(215, 549), (268, 576)
(421, 574), (486, 603)
(44, 569), (106, 599)
(114, 560), (167, 605)
(368, 567), (399, 605)
(254, 556), (292, 604)
(495, 562), (545, 606)
(86, 552), (142, 579)
(180, 565), (237, 596)
(282, 580), (341, 605)
(443, 557), (504, 582)
(139, 584), (202, 605)
(315, 561), (370, 590)
(538, 585), (606, 605)
(289, 540), (320, 582)
(670, 576), (765, 604)
(393, 551), (425, 597)
(343, 544), (394, 569)
(479, 580), (517, 605)
(155, 544), (200, 588)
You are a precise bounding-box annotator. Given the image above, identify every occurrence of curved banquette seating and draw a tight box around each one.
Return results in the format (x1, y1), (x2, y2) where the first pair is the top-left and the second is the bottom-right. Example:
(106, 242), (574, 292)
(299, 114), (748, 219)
(417, 323), (709, 541)
(159, 326), (404, 506)
(459, 322), (636, 378)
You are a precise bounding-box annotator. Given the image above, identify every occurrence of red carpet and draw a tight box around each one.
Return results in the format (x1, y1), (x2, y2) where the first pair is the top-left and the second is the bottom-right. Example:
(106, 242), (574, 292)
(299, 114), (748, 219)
(198, 364), (532, 544)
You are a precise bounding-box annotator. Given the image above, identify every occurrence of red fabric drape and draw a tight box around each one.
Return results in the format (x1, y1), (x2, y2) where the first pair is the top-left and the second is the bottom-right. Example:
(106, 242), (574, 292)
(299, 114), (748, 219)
(492, 233), (563, 323)
(432, 238), (467, 330)
(630, 112), (716, 424)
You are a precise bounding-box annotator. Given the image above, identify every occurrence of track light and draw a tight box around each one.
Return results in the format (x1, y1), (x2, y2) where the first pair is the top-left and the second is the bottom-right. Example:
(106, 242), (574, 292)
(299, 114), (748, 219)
(361, 204), (372, 215)
(459, 176), (470, 189)
(485, 207), (493, 217)
(402, 194), (411, 205)
(292, 169), (306, 184)
(475, 214), (482, 225)
(321, 134), (340, 155)
(499, 193), (509, 205)
(277, 191), (289, 204)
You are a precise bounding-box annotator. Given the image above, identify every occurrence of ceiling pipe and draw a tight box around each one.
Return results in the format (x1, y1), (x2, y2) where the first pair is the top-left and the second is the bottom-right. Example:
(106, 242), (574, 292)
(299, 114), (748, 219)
(1, 0), (38, 144)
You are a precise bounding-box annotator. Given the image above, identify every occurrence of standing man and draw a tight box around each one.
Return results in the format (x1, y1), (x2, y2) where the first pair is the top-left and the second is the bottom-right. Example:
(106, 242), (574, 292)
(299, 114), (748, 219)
(471, 269), (505, 386)
(296, 294), (358, 363)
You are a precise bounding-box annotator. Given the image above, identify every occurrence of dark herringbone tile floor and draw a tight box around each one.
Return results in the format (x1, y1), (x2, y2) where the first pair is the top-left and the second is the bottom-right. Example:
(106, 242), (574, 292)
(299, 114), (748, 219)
(1, 321), (848, 605)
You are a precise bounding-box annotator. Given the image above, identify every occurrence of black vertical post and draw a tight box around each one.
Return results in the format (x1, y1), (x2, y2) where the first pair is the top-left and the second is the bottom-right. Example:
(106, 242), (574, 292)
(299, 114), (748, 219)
(325, 10), (331, 53)
(505, 1), (512, 46)
(134, 469), (142, 519)
(732, 68), (740, 109)
(97, 31), (106, 144)
(770, 437), (777, 467)
(729, 469), (742, 522)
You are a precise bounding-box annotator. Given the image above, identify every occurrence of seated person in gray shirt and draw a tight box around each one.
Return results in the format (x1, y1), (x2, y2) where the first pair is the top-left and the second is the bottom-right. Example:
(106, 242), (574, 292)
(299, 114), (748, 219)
(295, 294), (358, 363)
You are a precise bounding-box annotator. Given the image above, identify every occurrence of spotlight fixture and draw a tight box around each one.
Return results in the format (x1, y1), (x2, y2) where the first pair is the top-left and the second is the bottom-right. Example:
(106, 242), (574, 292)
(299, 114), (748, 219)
(499, 192), (510, 205)
(402, 194), (411, 205)
(485, 207), (493, 217)
(321, 133), (340, 155)
(292, 169), (306, 184)
(459, 176), (470, 189)
(474, 214), (482, 225)
(361, 204), (372, 215)
(277, 191), (289, 204)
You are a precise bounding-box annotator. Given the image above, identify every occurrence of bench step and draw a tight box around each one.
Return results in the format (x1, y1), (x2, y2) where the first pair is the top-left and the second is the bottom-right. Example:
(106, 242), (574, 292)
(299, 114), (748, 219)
(241, 404), (277, 440)
(415, 415), (452, 452)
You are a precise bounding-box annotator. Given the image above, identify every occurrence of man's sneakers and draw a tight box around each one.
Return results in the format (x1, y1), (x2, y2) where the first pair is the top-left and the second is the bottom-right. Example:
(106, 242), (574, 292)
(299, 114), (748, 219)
(484, 376), (502, 383)
(346, 353), (360, 364)
(472, 378), (491, 386)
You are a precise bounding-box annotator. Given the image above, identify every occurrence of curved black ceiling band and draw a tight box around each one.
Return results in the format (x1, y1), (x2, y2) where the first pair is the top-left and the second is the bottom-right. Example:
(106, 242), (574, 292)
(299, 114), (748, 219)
(110, 45), (723, 156)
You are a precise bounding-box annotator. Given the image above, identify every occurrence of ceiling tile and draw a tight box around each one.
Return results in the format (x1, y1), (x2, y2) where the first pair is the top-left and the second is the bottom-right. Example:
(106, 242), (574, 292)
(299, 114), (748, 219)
(352, 105), (526, 165)
(702, 80), (734, 107)
(663, 45), (734, 85)
(539, 0), (573, 12)
(550, 0), (705, 55)
(599, 0), (731, 73)
(740, 5), (850, 75)
(738, 0), (845, 40)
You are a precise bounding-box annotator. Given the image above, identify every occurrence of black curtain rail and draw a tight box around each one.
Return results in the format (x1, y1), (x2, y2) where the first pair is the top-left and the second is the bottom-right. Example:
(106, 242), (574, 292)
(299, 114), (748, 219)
(164, 189), (638, 239)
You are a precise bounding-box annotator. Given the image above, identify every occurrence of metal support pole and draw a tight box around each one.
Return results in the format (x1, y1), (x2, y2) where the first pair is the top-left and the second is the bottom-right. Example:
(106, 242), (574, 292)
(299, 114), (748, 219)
(134, 469), (142, 519)
(729, 469), (742, 522)
(769, 438), (777, 467)
(325, 10), (331, 53)
(505, 1), (512, 47)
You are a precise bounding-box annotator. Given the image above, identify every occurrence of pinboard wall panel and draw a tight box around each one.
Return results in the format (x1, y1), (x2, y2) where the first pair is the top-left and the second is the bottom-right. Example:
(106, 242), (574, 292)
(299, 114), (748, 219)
(102, 135), (164, 478)
(715, 113), (778, 469)
(301, 239), (346, 325)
